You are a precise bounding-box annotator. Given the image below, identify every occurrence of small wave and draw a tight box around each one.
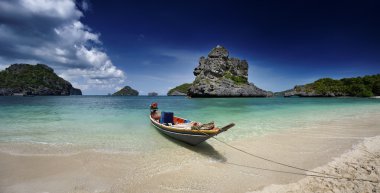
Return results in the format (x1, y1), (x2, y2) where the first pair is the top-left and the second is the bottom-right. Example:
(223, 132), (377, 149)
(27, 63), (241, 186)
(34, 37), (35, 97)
(0, 142), (82, 156)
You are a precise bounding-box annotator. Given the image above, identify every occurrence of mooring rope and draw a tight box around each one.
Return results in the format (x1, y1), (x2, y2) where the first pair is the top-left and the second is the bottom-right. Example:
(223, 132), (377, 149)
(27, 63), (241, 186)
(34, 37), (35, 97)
(198, 128), (378, 184)
(225, 162), (357, 181)
(211, 135), (337, 177)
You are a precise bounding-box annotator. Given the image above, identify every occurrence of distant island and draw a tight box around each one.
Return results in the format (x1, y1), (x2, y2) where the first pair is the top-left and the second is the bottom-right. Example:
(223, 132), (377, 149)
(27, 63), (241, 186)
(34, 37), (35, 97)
(0, 64), (82, 96)
(281, 74), (380, 97)
(148, 92), (158, 96)
(167, 83), (191, 96)
(112, 86), (139, 96)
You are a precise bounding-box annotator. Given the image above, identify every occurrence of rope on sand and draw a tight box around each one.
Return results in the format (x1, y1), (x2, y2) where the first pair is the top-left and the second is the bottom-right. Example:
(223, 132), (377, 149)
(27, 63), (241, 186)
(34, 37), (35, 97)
(211, 136), (378, 184)
(198, 125), (378, 184)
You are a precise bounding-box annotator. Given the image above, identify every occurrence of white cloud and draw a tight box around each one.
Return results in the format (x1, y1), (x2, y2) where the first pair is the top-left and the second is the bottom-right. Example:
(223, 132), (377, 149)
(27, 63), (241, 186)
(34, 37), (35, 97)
(0, 0), (126, 94)
(20, 0), (81, 19)
(81, 0), (89, 11)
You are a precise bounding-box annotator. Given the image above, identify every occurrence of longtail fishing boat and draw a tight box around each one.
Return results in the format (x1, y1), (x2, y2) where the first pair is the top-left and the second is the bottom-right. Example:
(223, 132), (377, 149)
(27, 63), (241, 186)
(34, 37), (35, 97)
(149, 103), (235, 145)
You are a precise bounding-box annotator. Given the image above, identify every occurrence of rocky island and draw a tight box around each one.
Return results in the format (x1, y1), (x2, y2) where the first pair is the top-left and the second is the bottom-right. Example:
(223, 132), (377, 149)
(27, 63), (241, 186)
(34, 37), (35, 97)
(112, 86), (139, 96)
(0, 64), (82, 96)
(167, 83), (191, 96)
(148, 92), (158, 96)
(187, 46), (272, 97)
(283, 75), (380, 97)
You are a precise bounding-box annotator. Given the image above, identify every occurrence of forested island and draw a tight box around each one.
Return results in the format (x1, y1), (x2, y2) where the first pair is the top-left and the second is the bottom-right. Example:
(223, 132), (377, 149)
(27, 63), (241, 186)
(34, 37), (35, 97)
(148, 92), (158, 96)
(112, 86), (139, 96)
(282, 74), (380, 97)
(167, 83), (191, 96)
(0, 64), (81, 96)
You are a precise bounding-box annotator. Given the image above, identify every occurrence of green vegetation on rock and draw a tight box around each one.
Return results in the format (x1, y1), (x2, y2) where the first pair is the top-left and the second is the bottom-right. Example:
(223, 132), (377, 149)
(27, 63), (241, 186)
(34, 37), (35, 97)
(0, 64), (81, 95)
(223, 71), (248, 84)
(112, 86), (139, 96)
(1, 64), (64, 88)
(148, 92), (158, 96)
(373, 81), (380, 96)
(299, 74), (380, 97)
(167, 83), (191, 95)
(189, 46), (271, 97)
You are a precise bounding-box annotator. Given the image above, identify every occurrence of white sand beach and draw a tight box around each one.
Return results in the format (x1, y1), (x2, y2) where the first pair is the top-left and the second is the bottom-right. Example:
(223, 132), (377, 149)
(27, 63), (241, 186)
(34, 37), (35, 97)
(1, 112), (380, 193)
(252, 135), (380, 193)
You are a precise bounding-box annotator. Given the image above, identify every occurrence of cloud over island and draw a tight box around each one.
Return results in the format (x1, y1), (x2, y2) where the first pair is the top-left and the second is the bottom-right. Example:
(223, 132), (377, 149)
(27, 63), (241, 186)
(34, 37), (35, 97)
(0, 0), (125, 94)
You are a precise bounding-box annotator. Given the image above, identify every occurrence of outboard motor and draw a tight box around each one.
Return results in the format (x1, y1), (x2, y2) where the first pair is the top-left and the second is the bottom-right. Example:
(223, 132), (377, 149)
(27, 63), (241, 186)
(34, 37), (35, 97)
(150, 102), (161, 120)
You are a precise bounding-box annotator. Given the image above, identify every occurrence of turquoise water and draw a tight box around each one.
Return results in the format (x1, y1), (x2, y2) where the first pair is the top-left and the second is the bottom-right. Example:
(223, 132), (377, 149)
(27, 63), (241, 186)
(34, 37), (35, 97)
(0, 96), (379, 153)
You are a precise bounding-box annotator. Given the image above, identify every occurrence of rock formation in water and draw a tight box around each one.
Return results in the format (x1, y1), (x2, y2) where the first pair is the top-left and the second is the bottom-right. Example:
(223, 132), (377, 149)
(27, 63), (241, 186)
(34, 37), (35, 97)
(112, 86), (139, 96)
(188, 46), (272, 97)
(283, 75), (380, 97)
(148, 92), (158, 96)
(168, 90), (187, 96)
(167, 83), (191, 96)
(0, 64), (82, 96)
(69, 88), (82, 95)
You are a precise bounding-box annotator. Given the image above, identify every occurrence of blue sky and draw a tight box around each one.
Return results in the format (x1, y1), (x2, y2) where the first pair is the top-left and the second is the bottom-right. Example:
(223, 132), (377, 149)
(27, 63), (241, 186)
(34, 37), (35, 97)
(0, 0), (379, 94)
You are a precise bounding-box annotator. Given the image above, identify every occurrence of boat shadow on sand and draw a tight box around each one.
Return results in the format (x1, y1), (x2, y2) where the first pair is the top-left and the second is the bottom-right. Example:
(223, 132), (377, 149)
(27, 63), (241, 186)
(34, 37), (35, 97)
(156, 130), (227, 162)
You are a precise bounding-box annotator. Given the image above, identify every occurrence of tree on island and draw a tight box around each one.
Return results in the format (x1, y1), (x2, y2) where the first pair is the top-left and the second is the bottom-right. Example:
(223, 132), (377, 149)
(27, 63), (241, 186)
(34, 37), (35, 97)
(148, 92), (158, 96)
(112, 86), (139, 96)
(284, 74), (380, 97)
(373, 81), (380, 96)
(167, 83), (192, 96)
(0, 63), (82, 96)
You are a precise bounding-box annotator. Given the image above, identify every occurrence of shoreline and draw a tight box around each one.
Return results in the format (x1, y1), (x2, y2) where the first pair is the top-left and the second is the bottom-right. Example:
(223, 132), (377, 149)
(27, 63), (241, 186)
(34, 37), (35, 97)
(1, 137), (379, 193)
(1, 113), (380, 193)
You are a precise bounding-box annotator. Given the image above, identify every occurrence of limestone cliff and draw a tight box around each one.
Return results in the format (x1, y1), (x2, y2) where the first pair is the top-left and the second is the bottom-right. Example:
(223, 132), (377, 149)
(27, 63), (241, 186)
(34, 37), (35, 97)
(188, 46), (272, 97)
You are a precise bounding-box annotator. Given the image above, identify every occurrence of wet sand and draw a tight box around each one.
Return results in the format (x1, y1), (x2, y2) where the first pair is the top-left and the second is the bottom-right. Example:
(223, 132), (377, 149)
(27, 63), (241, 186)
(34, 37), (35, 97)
(1, 113), (380, 193)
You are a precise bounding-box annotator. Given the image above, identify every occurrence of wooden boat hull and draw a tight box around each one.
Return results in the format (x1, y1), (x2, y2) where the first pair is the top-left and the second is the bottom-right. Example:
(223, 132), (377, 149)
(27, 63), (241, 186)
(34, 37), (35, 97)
(150, 116), (215, 145)
(152, 123), (212, 145)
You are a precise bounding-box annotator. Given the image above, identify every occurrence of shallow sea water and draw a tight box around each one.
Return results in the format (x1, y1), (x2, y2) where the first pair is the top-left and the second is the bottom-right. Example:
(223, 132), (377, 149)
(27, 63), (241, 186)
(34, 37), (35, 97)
(0, 96), (379, 154)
